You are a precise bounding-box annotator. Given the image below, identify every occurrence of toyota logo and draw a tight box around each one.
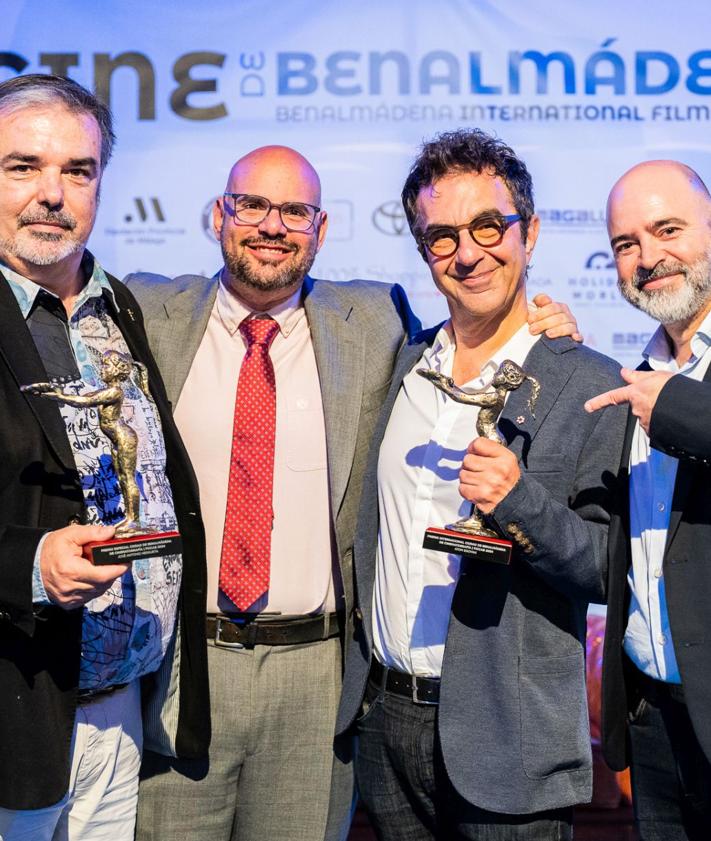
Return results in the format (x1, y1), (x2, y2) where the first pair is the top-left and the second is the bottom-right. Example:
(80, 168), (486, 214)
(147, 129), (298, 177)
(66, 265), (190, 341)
(372, 200), (408, 236)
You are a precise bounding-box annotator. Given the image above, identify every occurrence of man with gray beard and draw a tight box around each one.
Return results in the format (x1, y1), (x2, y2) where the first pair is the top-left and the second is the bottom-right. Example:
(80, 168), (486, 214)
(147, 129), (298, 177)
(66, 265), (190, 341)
(587, 160), (711, 840)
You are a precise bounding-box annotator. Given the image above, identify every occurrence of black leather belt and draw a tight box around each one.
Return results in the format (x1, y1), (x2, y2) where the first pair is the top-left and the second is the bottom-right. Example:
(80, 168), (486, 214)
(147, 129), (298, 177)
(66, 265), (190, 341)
(206, 612), (341, 648)
(369, 658), (440, 705)
(77, 682), (129, 704)
(637, 670), (686, 705)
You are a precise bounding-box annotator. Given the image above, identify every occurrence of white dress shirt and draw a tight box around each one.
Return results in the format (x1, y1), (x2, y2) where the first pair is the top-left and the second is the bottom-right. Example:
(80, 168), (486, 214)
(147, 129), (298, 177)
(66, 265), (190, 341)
(372, 321), (540, 677)
(624, 312), (711, 683)
(175, 277), (338, 616)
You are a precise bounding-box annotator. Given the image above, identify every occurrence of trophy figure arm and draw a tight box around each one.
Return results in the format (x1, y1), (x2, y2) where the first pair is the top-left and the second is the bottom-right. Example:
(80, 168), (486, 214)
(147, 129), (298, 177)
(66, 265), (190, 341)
(467, 391), (501, 409)
(417, 369), (502, 408)
(525, 376), (541, 417)
(20, 382), (63, 398)
(439, 384), (500, 408)
(31, 385), (120, 410)
(132, 361), (153, 401)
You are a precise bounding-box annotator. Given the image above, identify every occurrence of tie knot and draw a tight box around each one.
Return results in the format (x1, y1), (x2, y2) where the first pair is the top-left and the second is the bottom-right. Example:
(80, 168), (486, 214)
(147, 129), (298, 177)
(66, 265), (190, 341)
(240, 317), (279, 348)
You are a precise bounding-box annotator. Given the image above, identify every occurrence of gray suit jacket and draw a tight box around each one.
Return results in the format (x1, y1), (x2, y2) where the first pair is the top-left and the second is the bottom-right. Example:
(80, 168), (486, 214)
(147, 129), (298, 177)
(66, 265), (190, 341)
(337, 326), (628, 815)
(124, 271), (419, 627)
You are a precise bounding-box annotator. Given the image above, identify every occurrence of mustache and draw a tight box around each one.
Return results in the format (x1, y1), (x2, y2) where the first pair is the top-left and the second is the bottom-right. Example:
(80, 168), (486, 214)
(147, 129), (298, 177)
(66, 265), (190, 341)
(18, 210), (77, 230)
(632, 260), (687, 288)
(241, 236), (297, 252)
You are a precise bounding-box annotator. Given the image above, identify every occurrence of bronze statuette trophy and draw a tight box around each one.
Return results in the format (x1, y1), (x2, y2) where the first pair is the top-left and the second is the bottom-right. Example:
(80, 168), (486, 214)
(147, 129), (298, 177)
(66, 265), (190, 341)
(22, 350), (181, 565)
(417, 359), (539, 565)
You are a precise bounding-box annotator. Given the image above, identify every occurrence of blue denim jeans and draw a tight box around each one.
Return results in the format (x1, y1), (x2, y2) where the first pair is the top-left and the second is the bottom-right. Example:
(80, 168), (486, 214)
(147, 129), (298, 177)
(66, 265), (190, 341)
(356, 679), (573, 841)
(629, 686), (711, 841)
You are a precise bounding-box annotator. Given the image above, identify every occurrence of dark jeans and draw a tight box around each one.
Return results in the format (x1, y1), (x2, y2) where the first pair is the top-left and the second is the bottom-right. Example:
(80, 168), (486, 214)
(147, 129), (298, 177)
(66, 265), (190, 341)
(356, 680), (573, 841)
(628, 684), (711, 841)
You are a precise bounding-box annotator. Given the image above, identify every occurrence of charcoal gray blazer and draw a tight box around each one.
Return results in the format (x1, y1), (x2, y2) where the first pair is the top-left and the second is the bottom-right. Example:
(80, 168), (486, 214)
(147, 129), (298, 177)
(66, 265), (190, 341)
(337, 327), (628, 815)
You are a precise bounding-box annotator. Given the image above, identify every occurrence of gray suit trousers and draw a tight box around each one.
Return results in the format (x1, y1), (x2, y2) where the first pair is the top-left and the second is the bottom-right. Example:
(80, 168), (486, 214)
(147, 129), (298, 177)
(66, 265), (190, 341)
(136, 637), (353, 841)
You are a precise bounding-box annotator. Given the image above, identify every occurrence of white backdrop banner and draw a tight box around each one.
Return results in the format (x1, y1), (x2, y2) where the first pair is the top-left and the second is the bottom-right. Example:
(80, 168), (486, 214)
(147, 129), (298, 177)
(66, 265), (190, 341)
(5, 0), (711, 364)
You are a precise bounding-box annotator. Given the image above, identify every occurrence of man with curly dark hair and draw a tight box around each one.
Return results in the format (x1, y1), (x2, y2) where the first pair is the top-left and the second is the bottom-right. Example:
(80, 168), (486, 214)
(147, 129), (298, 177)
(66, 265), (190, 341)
(337, 128), (627, 840)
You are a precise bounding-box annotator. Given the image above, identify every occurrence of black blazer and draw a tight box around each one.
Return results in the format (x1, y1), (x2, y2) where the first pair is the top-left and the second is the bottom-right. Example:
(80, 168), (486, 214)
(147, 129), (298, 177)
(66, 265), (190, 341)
(0, 271), (210, 810)
(601, 365), (711, 771)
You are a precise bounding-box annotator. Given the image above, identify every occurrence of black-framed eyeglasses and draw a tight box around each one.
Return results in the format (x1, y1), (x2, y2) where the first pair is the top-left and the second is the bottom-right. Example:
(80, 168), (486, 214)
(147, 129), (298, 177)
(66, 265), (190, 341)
(418, 213), (521, 258)
(223, 192), (321, 232)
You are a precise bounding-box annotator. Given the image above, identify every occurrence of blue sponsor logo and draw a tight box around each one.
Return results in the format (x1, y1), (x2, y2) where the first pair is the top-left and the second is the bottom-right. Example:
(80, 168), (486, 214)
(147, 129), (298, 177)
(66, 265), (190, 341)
(584, 251), (616, 269)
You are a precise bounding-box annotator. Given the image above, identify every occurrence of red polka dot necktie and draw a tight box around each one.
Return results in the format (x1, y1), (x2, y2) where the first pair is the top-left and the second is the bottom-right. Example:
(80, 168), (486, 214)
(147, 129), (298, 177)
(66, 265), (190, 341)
(219, 316), (280, 611)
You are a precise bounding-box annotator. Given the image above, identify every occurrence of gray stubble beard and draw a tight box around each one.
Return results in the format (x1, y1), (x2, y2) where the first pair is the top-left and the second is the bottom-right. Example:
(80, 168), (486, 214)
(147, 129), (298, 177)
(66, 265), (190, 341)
(619, 250), (711, 325)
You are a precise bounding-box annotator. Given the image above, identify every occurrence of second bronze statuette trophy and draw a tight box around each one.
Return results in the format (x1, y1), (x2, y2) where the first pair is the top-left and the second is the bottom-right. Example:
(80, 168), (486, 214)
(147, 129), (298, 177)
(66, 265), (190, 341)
(417, 358), (539, 564)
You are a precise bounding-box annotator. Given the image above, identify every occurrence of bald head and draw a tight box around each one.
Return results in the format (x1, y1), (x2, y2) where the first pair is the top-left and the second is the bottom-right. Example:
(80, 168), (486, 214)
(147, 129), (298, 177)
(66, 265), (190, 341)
(212, 144), (328, 311)
(225, 145), (322, 207)
(607, 160), (711, 223)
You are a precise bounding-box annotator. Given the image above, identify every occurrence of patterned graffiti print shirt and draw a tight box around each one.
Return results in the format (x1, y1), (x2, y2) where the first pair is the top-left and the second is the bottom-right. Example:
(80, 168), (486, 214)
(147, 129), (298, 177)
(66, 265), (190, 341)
(5, 253), (181, 692)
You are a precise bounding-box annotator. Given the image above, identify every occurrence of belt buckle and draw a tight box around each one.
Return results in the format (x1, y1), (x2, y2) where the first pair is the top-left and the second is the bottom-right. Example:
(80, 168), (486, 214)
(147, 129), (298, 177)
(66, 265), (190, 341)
(213, 616), (245, 650)
(411, 679), (437, 706)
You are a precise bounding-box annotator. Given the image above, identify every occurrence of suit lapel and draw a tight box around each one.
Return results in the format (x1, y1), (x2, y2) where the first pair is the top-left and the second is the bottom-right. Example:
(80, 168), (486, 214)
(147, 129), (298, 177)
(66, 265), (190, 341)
(108, 283), (164, 395)
(160, 276), (218, 404)
(378, 331), (435, 448)
(0, 275), (75, 469)
(606, 407), (636, 587)
(664, 358), (711, 552)
(498, 336), (577, 461)
(355, 329), (433, 640)
(613, 359), (649, 558)
(304, 278), (364, 517)
(360, 332), (432, 523)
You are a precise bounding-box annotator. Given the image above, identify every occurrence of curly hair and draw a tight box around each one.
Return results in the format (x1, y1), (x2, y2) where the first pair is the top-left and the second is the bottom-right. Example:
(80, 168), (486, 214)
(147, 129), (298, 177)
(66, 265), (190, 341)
(401, 128), (534, 242)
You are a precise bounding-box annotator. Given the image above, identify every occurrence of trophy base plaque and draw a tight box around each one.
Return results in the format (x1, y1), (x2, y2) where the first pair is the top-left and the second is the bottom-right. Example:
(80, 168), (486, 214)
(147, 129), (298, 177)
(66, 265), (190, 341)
(423, 527), (512, 565)
(84, 531), (182, 565)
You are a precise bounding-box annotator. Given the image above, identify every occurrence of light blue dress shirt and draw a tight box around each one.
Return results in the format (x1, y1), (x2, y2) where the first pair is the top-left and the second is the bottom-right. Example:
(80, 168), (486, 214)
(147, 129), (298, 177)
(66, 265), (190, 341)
(624, 313), (711, 683)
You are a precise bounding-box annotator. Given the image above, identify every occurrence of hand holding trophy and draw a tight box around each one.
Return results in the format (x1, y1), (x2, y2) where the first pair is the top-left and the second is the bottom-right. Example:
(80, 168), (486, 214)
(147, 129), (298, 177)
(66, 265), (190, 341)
(417, 359), (539, 564)
(22, 350), (181, 564)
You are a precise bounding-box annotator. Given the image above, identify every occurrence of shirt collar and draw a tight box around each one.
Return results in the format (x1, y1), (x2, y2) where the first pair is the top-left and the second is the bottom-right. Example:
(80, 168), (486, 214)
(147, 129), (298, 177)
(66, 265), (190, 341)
(216, 273), (304, 337)
(643, 308), (711, 372)
(0, 251), (117, 319)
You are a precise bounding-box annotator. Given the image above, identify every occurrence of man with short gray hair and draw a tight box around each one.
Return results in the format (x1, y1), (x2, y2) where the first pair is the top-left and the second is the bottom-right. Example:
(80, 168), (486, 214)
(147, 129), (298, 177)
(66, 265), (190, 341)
(0, 74), (209, 840)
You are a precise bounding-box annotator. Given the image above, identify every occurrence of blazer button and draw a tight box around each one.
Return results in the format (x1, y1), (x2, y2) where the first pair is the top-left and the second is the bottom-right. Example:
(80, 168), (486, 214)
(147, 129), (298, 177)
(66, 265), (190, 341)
(0, 610), (11, 622)
(354, 607), (363, 622)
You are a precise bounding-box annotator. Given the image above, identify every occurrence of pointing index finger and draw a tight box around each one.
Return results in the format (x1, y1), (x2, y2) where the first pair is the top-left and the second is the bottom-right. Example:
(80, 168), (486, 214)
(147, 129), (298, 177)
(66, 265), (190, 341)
(584, 385), (631, 413)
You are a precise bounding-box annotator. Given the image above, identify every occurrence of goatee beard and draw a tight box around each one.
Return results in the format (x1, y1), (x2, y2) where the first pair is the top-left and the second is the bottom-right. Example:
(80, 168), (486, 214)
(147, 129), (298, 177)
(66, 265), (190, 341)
(0, 208), (83, 266)
(619, 251), (711, 325)
(221, 235), (317, 294)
